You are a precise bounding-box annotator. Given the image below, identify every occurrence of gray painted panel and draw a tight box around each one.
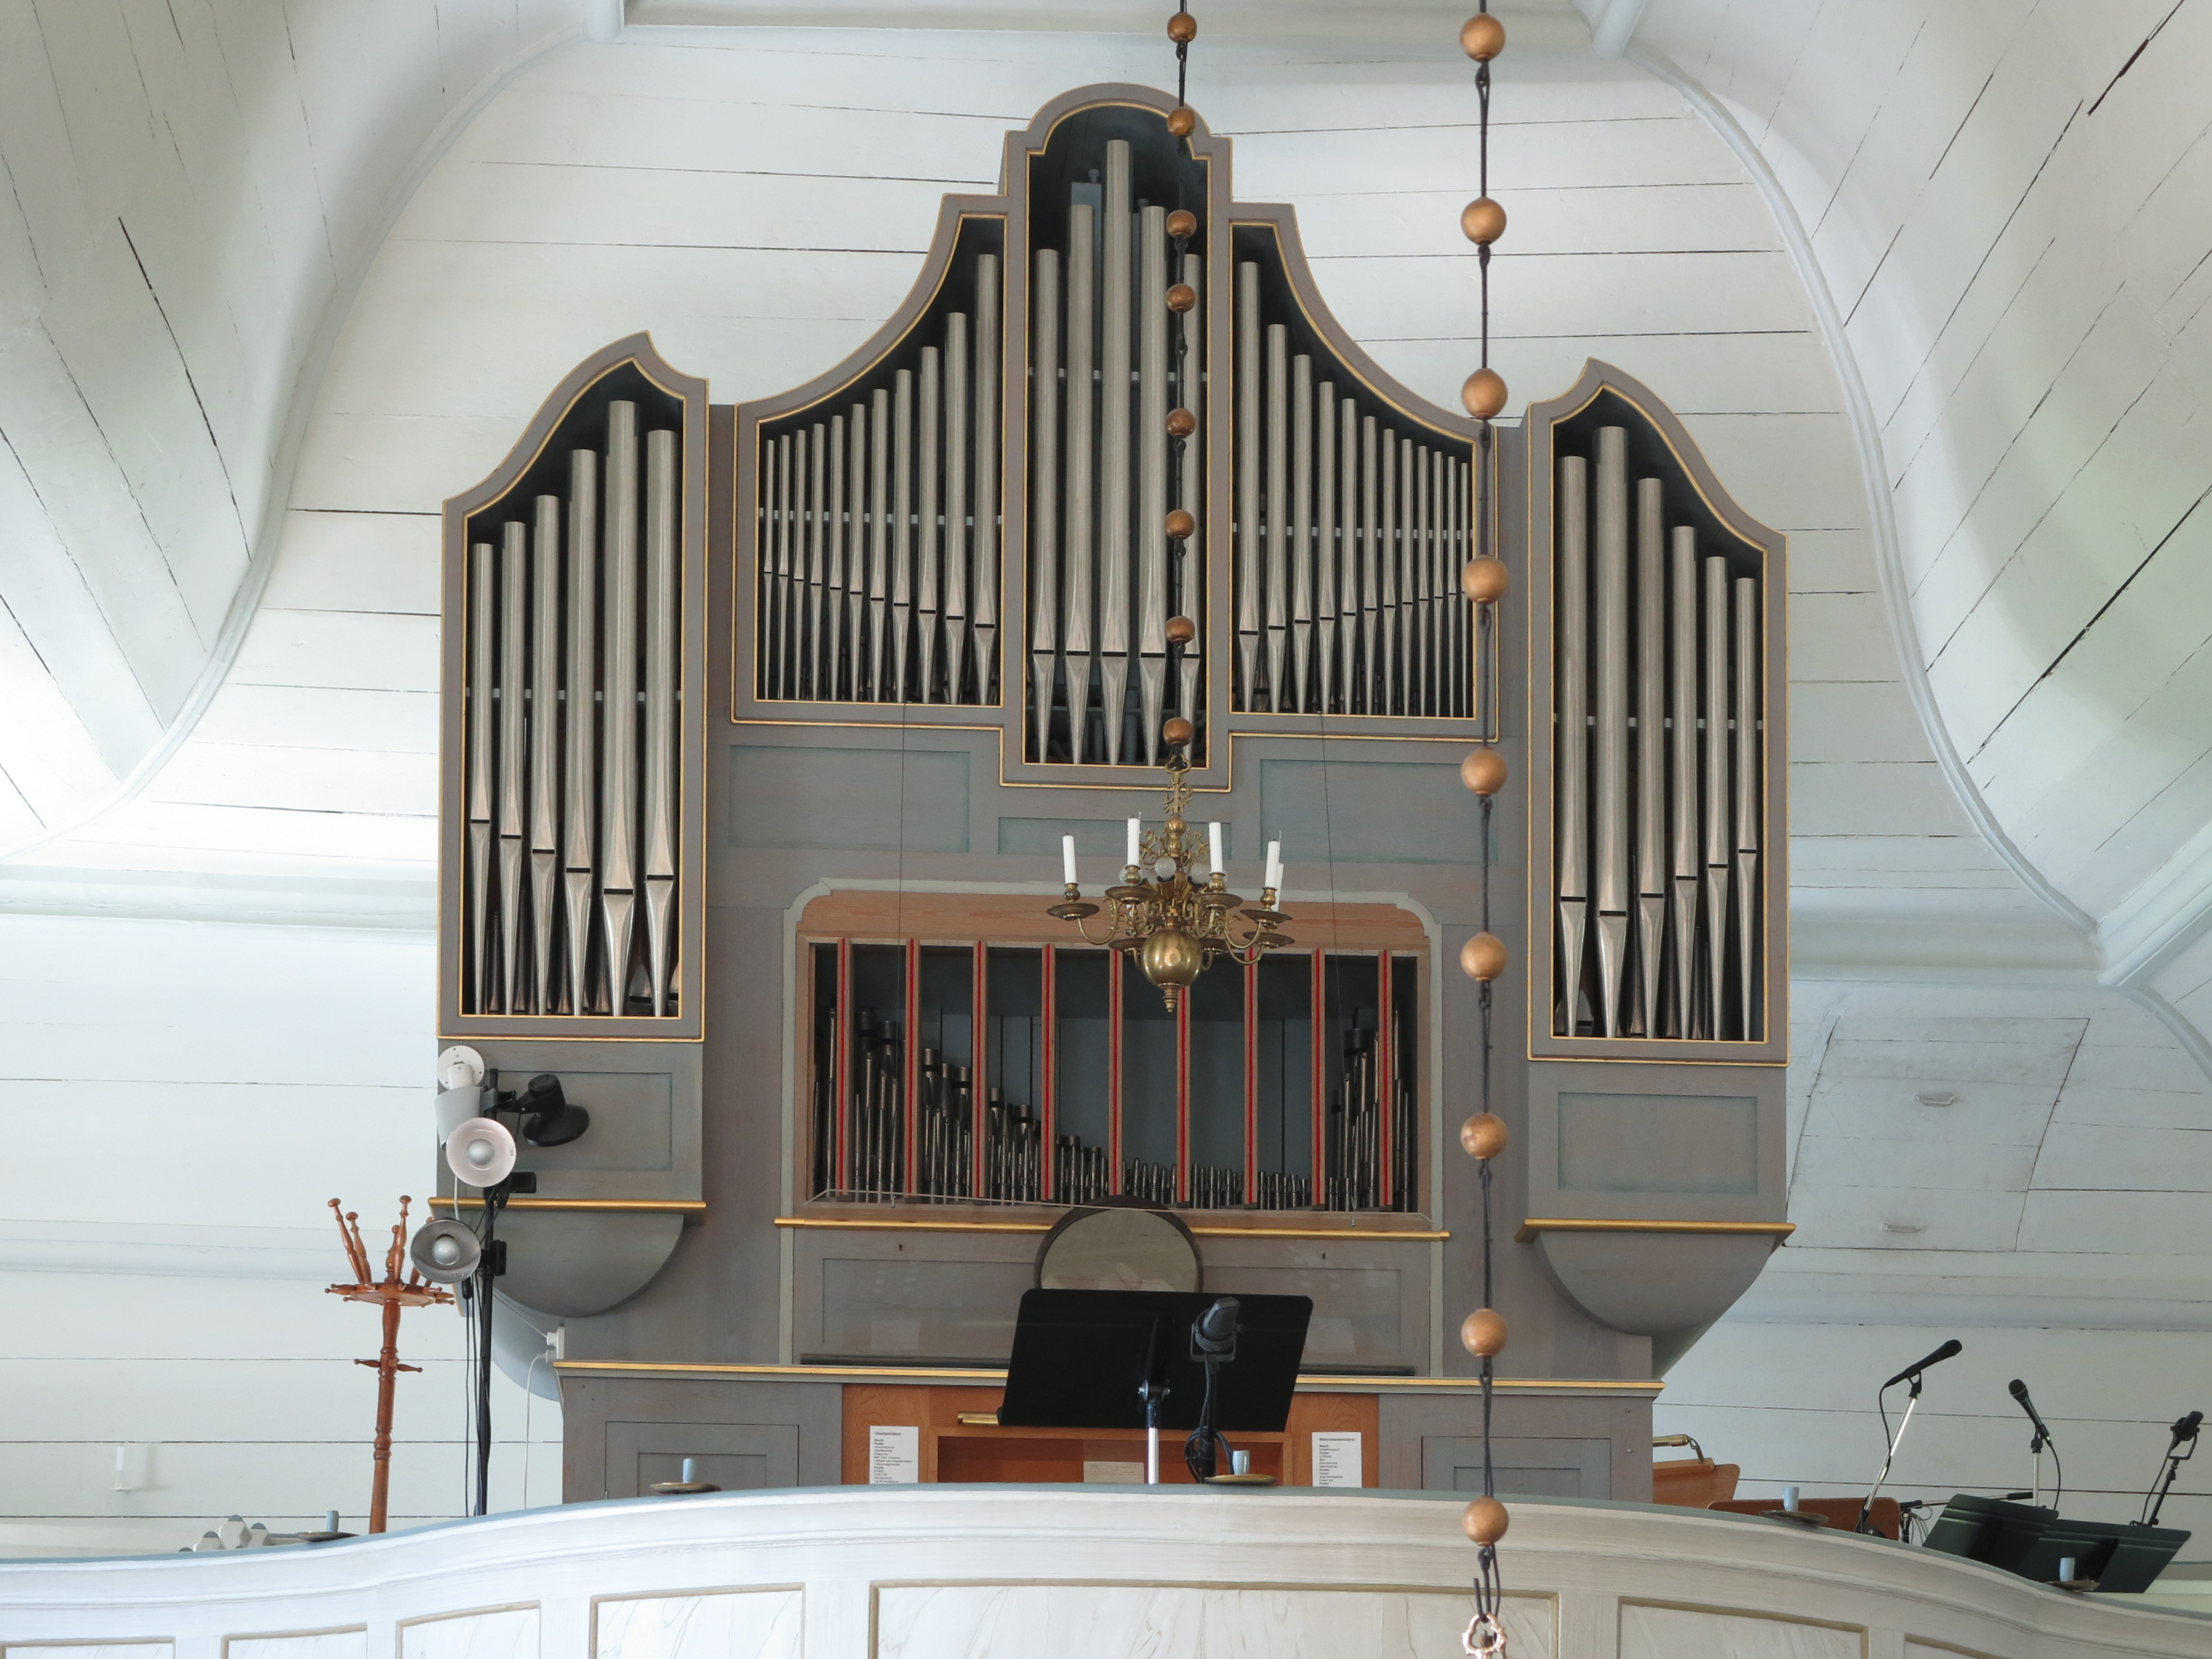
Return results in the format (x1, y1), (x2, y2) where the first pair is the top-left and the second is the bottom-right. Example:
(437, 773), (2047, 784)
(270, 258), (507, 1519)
(606, 1420), (800, 1496)
(1203, 1261), (1407, 1368)
(1260, 757), (1486, 865)
(1000, 816), (1235, 859)
(1557, 1091), (1758, 1195)
(816, 1254), (1035, 1362)
(730, 744), (970, 851)
(1422, 1434), (1612, 1498)
(521, 1070), (673, 1173)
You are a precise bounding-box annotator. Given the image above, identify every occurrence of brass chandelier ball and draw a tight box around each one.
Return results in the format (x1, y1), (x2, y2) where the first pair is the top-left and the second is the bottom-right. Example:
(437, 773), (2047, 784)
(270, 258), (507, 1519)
(1168, 9), (1196, 43)
(1460, 12), (1506, 60)
(1166, 405), (1197, 439)
(1166, 613), (1197, 646)
(1167, 208), (1198, 240)
(1140, 925), (1204, 992)
(1460, 196), (1507, 245)
(1167, 105), (1198, 137)
(1163, 715), (1195, 748)
(1461, 1307), (1508, 1357)
(1462, 554), (1509, 603)
(1462, 1495), (1511, 1545)
(1165, 507), (1197, 540)
(1461, 366), (1508, 421)
(1461, 1111), (1507, 1161)
(1460, 930), (1507, 982)
(1460, 746), (1507, 796)
(1166, 282), (1198, 313)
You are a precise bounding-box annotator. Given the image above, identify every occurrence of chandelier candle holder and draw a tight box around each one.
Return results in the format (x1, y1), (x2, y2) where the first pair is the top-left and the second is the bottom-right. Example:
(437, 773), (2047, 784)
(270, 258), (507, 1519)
(1048, 735), (1292, 1012)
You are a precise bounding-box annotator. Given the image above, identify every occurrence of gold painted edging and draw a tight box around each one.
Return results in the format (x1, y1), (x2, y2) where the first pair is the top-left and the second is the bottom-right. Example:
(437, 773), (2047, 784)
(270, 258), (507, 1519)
(1514, 1218), (1793, 1243)
(553, 1358), (1662, 1395)
(433, 1198), (707, 1214)
(773, 1215), (1447, 1241)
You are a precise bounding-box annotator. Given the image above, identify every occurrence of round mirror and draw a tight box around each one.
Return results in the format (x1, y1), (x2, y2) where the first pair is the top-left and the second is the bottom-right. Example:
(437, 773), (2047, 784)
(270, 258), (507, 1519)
(1035, 1204), (1202, 1292)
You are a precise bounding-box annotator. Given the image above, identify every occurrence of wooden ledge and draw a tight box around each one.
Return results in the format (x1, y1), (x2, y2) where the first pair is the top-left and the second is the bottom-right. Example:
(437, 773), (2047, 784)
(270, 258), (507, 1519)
(1514, 1218), (1793, 1244)
(776, 1214), (1448, 1242)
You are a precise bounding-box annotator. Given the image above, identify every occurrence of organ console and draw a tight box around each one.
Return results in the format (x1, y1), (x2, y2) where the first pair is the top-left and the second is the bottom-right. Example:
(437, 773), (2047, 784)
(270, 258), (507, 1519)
(434, 83), (1789, 1503)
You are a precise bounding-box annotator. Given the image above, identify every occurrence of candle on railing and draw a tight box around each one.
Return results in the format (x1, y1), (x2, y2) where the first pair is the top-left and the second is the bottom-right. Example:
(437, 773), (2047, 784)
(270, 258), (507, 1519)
(1264, 840), (1283, 894)
(1207, 822), (1224, 878)
(1062, 833), (1079, 887)
(1126, 817), (1142, 871)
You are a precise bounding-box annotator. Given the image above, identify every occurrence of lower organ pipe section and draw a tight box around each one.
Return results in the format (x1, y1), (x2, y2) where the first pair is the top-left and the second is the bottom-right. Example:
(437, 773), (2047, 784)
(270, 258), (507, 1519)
(1553, 426), (1763, 1041)
(757, 249), (1004, 709)
(463, 398), (684, 1017)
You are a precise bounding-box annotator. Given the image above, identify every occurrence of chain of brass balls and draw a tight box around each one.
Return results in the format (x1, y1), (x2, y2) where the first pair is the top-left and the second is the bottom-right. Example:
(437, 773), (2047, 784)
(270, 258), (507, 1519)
(1160, 5), (1201, 755)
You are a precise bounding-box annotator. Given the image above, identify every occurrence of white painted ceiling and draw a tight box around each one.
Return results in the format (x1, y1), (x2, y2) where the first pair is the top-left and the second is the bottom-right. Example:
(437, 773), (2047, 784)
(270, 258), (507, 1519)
(2, 0), (2211, 1330)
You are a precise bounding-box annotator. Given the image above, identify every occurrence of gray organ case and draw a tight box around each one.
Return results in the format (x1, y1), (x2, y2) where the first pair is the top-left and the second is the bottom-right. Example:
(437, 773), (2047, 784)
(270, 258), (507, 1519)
(432, 87), (1787, 1498)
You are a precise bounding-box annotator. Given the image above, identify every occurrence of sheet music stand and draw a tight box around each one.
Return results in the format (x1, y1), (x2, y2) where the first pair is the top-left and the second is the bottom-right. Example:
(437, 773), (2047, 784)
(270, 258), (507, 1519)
(997, 1289), (1312, 1480)
(1922, 1495), (2189, 1592)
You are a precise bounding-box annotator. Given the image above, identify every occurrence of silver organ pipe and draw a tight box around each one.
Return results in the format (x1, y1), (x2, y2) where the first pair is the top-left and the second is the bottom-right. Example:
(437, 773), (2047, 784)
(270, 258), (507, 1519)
(1733, 574), (1761, 1040)
(1412, 444), (1431, 715)
(1263, 324), (1289, 709)
(824, 413), (846, 701)
(1634, 477), (1666, 1038)
(1315, 380), (1337, 716)
(1339, 398), (1359, 709)
(1236, 261), (1262, 710)
(1669, 527), (1700, 1037)
(1554, 455), (1589, 1033)
(1359, 414), (1379, 712)
(973, 254), (1001, 707)
(1137, 208), (1169, 765)
(1097, 140), (1133, 761)
(1701, 554), (1730, 1038)
(761, 437), (783, 698)
(1592, 426), (1629, 1038)
(643, 426), (679, 1018)
(1175, 251), (1203, 734)
(563, 448), (599, 1017)
(844, 406), (865, 699)
(1380, 429), (1398, 713)
(496, 520), (528, 1014)
(1030, 249), (1060, 760)
(891, 369), (914, 703)
(529, 493), (562, 1017)
(804, 425), (825, 700)
(1290, 352), (1313, 714)
(602, 399), (641, 1012)
(867, 387), (890, 701)
(942, 314), (970, 705)
(917, 349), (942, 704)
(1064, 210), (1097, 762)
(466, 539), (494, 1010)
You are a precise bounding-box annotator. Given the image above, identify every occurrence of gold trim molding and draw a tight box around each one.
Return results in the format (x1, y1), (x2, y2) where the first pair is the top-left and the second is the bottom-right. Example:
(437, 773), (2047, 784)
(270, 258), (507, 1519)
(552, 1358), (1661, 1395)
(434, 1198), (707, 1214)
(1514, 1217), (1793, 1243)
(774, 1215), (1448, 1242)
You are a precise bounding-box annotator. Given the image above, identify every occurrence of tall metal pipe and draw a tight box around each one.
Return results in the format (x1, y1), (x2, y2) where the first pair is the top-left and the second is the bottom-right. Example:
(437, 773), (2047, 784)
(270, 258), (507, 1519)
(823, 414), (847, 701)
(1175, 250), (1203, 735)
(1136, 208), (1168, 762)
(1316, 380), (1337, 715)
(846, 406), (867, 700)
(1669, 527), (1700, 1038)
(802, 425), (825, 700)
(1702, 554), (1731, 1039)
(1380, 430), (1399, 713)
(1030, 249), (1061, 758)
(496, 519), (528, 1014)
(563, 449), (599, 1017)
(643, 427), (679, 1018)
(1733, 574), (1761, 1042)
(1592, 427), (1630, 1037)
(466, 539), (495, 1013)
(761, 434), (782, 698)
(1098, 141), (1133, 760)
(891, 370), (914, 702)
(1634, 476), (1666, 1038)
(917, 348), (942, 703)
(1263, 324), (1289, 710)
(943, 314), (970, 704)
(1340, 398), (1360, 710)
(601, 400), (641, 1014)
(529, 493), (562, 1017)
(1359, 414), (1380, 714)
(1555, 454), (1589, 1035)
(973, 253), (1001, 706)
(1064, 208), (1097, 762)
(867, 388), (891, 702)
(1290, 353), (1314, 715)
(1235, 260), (1261, 710)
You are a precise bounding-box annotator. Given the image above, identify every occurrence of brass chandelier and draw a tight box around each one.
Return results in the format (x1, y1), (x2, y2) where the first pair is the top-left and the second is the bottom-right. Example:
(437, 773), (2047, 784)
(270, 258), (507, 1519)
(1047, 737), (1292, 1011)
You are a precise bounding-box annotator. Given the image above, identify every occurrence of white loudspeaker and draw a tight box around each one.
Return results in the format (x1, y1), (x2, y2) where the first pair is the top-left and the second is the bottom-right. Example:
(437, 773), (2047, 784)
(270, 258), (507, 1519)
(445, 1116), (517, 1187)
(410, 1218), (482, 1283)
(436, 1045), (486, 1091)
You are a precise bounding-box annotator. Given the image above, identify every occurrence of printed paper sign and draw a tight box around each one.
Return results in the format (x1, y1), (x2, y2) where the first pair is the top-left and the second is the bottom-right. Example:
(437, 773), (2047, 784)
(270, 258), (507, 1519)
(868, 1424), (920, 1484)
(1313, 1431), (1363, 1487)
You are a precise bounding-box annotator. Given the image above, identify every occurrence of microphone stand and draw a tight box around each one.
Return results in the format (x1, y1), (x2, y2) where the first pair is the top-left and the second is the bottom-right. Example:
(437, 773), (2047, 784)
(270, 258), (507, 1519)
(1137, 1319), (1168, 1486)
(2142, 1418), (2200, 1528)
(1857, 1371), (1926, 1536)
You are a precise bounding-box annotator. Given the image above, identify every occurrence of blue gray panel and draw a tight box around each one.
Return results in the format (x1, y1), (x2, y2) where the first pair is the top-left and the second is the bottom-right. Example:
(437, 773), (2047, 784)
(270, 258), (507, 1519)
(1260, 758), (1488, 865)
(1000, 817), (1233, 859)
(1557, 1091), (1758, 1194)
(730, 745), (969, 851)
(521, 1070), (673, 1172)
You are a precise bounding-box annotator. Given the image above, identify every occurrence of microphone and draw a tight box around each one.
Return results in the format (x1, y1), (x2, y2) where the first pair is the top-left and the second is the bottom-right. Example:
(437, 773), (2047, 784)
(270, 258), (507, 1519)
(1193, 1296), (1240, 1356)
(1881, 1339), (1962, 1390)
(2009, 1378), (2054, 1451)
(2171, 1410), (2203, 1447)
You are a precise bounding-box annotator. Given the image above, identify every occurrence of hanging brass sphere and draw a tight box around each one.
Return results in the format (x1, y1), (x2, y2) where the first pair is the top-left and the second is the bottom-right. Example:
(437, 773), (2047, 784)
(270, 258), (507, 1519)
(1163, 715), (1195, 749)
(1460, 931), (1508, 982)
(1167, 208), (1198, 240)
(1168, 10), (1197, 43)
(1167, 282), (1198, 313)
(1166, 406), (1197, 439)
(1461, 367), (1508, 421)
(1461, 1307), (1508, 1357)
(1166, 507), (1197, 540)
(1167, 104), (1198, 137)
(1460, 746), (1507, 796)
(1462, 1495), (1511, 1545)
(1461, 1112), (1508, 1160)
(1460, 196), (1507, 246)
(1460, 12), (1506, 60)
(1461, 555), (1510, 603)
(1140, 925), (1205, 994)
(1167, 614), (1197, 646)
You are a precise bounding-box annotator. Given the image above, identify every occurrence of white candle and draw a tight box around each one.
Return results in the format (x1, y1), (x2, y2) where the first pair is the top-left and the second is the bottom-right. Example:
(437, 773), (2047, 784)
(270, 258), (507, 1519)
(1207, 822), (1224, 877)
(1062, 834), (1079, 886)
(1127, 817), (1142, 870)
(1264, 840), (1283, 893)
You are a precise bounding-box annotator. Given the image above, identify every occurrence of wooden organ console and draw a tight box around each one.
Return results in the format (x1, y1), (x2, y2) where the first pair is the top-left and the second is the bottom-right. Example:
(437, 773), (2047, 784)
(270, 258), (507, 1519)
(433, 84), (1789, 1505)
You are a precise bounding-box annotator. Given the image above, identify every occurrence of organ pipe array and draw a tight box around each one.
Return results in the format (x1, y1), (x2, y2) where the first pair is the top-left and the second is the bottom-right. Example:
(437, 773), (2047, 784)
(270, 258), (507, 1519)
(1553, 426), (1764, 1042)
(757, 252), (1002, 708)
(461, 398), (684, 1019)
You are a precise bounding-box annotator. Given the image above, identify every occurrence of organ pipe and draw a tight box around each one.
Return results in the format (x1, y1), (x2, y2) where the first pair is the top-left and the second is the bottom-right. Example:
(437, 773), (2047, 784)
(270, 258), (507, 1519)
(1702, 554), (1730, 1038)
(643, 427), (679, 1018)
(601, 400), (641, 1012)
(1137, 208), (1169, 764)
(1098, 141), (1133, 760)
(943, 315), (970, 706)
(1236, 261), (1261, 709)
(1733, 574), (1761, 1040)
(973, 253), (1001, 706)
(563, 448), (599, 1017)
(1592, 427), (1628, 1038)
(1291, 352), (1313, 714)
(1064, 210), (1097, 763)
(1634, 477), (1666, 1038)
(496, 520), (528, 1014)
(529, 493), (562, 1017)
(1555, 455), (1589, 1032)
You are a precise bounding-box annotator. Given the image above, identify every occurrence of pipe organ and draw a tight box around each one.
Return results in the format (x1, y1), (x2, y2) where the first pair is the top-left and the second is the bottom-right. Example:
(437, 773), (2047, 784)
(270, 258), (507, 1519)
(434, 86), (1790, 1490)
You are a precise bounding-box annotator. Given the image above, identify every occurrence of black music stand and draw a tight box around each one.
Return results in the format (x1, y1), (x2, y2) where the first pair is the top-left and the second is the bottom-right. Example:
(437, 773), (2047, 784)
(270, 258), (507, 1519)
(998, 1289), (1312, 1480)
(1922, 1495), (2189, 1593)
(1921, 1494), (2056, 1574)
